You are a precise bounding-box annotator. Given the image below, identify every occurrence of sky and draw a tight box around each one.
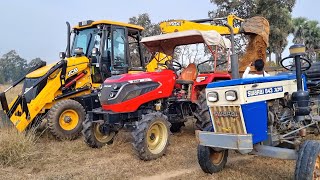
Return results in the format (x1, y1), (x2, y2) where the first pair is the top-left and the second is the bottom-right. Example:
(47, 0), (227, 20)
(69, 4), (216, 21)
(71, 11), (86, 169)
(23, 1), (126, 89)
(0, 0), (318, 63)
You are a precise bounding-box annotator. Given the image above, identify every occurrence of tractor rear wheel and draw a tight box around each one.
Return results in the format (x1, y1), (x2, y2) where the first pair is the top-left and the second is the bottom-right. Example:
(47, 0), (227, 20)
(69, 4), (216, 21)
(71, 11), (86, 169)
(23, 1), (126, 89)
(194, 90), (211, 130)
(197, 145), (228, 174)
(295, 140), (320, 180)
(82, 115), (116, 148)
(47, 99), (85, 140)
(132, 112), (171, 160)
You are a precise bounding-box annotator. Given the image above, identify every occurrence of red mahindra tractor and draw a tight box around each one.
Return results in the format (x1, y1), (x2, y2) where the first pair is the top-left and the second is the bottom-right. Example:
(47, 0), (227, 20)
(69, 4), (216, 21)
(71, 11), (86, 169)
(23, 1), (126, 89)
(82, 30), (232, 160)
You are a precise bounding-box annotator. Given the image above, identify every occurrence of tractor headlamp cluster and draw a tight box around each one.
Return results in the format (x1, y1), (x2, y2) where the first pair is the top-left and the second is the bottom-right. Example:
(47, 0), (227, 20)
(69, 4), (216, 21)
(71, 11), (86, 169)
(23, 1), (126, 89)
(207, 92), (219, 102)
(225, 90), (237, 101)
(207, 90), (238, 102)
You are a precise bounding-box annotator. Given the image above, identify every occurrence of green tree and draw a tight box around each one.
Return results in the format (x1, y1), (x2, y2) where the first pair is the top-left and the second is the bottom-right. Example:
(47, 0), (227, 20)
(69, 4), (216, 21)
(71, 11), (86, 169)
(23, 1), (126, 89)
(128, 13), (161, 65)
(28, 57), (45, 70)
(0, 50), (27, 83)
(291, 18), (320, 61)
(129, 13), (161, 37)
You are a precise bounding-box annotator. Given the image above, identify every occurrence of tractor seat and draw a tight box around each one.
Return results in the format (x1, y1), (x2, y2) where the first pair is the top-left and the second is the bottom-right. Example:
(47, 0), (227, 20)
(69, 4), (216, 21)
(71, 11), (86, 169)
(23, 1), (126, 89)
(176, 63), (197, 84)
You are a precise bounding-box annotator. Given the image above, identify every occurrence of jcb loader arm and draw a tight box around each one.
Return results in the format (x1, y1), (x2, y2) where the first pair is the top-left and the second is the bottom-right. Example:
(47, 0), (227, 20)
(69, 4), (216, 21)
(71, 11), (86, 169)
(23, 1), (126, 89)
(160, 15), (270, 46)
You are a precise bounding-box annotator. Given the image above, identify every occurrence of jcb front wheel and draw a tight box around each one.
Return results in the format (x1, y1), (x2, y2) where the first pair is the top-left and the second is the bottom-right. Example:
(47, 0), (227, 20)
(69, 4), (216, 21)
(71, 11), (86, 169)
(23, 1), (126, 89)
(132, 112), (171, 161)
(48, 99), (85, 140)
(197, 145), (228, 174)
(82, 115), (116, 148)
(295, 140), (320, 180)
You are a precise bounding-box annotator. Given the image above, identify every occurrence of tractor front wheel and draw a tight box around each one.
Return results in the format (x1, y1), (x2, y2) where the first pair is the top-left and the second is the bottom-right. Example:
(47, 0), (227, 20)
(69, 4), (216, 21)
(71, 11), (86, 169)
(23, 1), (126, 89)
(132, 112), (171, 160)
(47, 99), (85, 140)
(197, 145), (228, 174)
(82, 115), (116, 148)
(295, 140), (320, 180)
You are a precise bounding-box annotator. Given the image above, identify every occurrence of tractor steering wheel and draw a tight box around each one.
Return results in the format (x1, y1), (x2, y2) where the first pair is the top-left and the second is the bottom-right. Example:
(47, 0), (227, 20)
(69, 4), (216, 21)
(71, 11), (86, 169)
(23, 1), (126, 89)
(165, 60), (183, 71)
(280, 56), (311, 71)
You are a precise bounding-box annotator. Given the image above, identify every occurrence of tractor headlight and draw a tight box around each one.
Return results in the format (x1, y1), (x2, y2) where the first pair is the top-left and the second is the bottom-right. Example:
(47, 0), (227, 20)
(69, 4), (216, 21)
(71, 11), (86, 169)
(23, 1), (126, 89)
(225, 90), (237, 101)
(207, 92), (219, 102)
(113, 84), (120, 90)
(109, 92), (116, 98)
(196, 77), (206, 82)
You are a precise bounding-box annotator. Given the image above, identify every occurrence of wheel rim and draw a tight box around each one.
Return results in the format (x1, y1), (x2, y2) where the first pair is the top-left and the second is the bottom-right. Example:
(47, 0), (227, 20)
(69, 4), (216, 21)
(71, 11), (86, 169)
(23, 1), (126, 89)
(313, 154), (320, 179)
(93, 123), (115, 143)
(147, 120), (168, 154)
(210, 148), (224, 165)
(59, 109), (79, 131)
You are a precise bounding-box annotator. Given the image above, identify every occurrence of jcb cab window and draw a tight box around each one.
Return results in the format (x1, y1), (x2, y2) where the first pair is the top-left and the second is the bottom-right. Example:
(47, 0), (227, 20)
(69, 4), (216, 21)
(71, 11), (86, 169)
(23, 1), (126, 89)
(113, 28), (126, 64)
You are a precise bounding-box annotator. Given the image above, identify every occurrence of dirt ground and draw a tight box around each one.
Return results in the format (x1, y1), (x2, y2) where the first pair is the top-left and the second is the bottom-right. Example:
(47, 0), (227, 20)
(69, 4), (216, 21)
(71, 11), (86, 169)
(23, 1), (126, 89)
(0, 120), (296, 180)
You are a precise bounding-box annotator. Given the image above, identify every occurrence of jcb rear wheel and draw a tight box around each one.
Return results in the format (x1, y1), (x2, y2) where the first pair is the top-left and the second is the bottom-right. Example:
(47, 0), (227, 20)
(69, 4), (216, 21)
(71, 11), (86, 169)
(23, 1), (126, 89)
(48, 99), (85, 140)
(194, 90), (211, 130)
(132, 112), (171, 160)
(295, 140), (320, 180)
(197, 145), (228, 174)
(82, 115), (116, 148)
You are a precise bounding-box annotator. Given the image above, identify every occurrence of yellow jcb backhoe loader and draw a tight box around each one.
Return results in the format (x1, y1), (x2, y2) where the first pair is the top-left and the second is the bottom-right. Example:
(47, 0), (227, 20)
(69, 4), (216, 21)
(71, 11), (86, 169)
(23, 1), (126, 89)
(0, 20), (149, 140)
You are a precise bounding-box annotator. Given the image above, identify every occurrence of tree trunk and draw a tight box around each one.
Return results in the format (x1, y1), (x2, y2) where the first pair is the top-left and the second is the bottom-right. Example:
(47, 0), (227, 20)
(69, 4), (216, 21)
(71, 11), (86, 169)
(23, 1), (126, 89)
(275, 52), (281, 66)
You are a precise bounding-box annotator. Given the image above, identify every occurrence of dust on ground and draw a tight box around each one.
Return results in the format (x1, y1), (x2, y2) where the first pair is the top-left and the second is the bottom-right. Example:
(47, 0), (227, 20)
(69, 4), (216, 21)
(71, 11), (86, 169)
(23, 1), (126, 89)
(0, 121), (296, 180)
(239, 34), (267, 71)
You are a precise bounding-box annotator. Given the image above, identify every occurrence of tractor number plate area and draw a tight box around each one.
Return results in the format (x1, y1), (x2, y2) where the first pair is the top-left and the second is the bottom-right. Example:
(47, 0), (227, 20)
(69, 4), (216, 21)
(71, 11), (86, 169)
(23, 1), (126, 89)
(246, 86), (283, 97)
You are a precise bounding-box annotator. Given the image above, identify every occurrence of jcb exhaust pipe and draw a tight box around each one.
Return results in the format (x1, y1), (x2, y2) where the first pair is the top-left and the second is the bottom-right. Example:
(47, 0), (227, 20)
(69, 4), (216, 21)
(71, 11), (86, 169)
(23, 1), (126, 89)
(66, 22), (71, 58)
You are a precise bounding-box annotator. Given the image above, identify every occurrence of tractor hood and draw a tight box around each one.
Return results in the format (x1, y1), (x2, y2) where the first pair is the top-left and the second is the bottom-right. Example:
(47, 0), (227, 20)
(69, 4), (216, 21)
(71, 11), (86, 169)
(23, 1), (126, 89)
(103, 69), (175, 84)
(26, 63), (56, 78)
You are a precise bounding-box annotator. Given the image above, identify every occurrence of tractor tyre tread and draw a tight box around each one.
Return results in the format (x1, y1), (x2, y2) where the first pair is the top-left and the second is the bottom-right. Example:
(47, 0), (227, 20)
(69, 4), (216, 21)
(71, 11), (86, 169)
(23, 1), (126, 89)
(295, 140), (320, 180)
(132, 112), (171, 161)
(197, 145), (228, 174)
(195, 90), (211, 130)
(82, 115), (113, 148)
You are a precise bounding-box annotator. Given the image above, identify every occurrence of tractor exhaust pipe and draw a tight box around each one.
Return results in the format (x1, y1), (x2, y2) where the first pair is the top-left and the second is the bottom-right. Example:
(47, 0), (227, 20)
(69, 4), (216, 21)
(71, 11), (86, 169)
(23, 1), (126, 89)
(66, 22), (71, 58)
(224, 23), (239, 79)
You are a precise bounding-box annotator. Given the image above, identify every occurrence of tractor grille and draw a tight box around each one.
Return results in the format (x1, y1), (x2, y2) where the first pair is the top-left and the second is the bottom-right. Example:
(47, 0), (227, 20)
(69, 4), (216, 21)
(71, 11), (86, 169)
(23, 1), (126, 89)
(211, 106), (245, 134)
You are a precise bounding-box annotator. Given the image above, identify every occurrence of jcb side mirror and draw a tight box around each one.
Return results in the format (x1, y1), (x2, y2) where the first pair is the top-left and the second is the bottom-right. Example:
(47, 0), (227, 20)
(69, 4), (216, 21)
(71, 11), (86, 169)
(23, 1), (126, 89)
(59, 52), (66, 59)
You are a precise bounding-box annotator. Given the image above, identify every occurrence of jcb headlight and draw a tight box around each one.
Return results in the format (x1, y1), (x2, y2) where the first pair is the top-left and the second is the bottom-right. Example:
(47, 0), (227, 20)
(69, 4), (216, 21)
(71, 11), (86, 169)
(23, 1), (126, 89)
(225, 90), (237, 101)
(207, 92), (219, 102)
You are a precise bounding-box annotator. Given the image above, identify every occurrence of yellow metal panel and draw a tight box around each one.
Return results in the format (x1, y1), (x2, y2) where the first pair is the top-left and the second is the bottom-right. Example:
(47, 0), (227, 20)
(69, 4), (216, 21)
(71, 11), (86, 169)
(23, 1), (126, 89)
(73, 20), (144, 31)
(26, 63), (56, 78)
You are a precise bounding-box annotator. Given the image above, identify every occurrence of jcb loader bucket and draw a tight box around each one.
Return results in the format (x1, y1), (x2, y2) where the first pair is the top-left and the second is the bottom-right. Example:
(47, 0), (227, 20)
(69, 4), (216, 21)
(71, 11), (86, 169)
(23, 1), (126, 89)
(241, 16), (270, 46)
(0, 61), (46, 129)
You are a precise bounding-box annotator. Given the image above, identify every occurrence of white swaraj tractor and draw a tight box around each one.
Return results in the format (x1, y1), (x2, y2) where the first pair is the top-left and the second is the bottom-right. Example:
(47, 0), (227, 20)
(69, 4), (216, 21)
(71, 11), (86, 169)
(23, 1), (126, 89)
(196, 44), (320, 179)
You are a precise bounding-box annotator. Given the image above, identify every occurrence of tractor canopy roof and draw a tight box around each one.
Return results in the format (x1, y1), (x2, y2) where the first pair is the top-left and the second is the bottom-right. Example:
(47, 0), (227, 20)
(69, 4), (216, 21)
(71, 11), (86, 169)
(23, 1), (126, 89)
(141, 30), (231, 56)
